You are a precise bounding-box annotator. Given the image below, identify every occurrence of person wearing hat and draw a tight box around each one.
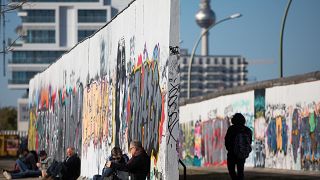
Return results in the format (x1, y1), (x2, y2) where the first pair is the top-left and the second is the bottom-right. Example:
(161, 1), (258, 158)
(37, 150), (53, 177)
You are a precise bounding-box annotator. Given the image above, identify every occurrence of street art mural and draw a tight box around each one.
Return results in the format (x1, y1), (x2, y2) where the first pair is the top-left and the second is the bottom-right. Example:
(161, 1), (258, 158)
(179, 92), (254, 167)
(28, 0), (180, 179)
(253, 89), (266, 167)
(28, 84), (83, 161)
(180, 80), (320, 172)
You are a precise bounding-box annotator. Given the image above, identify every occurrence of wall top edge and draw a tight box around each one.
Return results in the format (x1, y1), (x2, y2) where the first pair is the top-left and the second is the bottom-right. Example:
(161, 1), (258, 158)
(180, 71), (320, 106)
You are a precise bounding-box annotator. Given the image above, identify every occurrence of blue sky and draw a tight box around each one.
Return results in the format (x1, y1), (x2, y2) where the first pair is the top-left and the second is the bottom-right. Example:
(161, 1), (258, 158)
(1, 0), (320, 107)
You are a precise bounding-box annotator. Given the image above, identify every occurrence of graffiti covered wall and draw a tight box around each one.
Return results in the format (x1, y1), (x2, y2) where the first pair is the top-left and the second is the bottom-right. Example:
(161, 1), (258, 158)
(28, 0), (180, 179)
(179, 80), (320, 171)
(179, 92), (254, 167)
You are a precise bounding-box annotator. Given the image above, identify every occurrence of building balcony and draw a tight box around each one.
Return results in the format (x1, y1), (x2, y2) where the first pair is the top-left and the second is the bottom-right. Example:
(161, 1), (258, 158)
(8, 58), (57, 64)
(8, 63), (49, 72)
(22, 16), (55, 23)
(8, 79), (30, 84)
(8, 79), (30, 90)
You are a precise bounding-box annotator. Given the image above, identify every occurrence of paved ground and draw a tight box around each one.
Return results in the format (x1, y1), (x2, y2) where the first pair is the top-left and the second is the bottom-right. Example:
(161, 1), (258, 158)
(1, 158), (320, 180)
(179, 166), (320, 180)
(0, 159), (38, 180)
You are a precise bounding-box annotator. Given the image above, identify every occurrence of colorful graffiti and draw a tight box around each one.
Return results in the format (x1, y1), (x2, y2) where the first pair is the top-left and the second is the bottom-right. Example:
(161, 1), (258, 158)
(28, 43), (177, 179)
(28, 0), (180, 178)
(202, 118), (228, 166)
(28, 84), (83, 161)
(179, 121), (195, 166)
(254, 89), (266, 167)
(127, 44), (163, 157)
(180, 84), (320, 172)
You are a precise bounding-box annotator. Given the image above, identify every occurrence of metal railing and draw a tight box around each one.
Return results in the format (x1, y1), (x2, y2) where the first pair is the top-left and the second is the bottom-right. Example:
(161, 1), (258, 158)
(179, 159), (186, 180)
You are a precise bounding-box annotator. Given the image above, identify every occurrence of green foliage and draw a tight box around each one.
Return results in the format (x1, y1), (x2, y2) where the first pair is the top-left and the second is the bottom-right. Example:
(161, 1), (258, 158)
(0, 107), (17, 130)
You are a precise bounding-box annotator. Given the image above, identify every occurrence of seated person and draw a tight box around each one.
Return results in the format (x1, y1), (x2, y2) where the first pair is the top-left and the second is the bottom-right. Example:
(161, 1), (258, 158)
(101, 147), (129, 180)
(107, 140), (150, 180)
(62, 147), (81, 180)
(36, 150), (53, 177)
(2, 149), (41, 179)
(46, 147), (81, 180)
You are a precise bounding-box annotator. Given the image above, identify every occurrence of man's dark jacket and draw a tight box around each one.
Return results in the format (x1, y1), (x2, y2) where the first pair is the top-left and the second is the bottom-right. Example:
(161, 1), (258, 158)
(62, 153), (81, 180)
(225, 124), (252, 158)
(111, 150), (150, 180)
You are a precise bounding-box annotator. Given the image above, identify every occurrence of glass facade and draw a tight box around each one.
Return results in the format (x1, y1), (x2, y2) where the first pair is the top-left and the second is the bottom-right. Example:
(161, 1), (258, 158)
(78, 10), (107, 22)
(11, 51), (65, 64)
(78, 30), (96, 42)
(10, 71), (38, 84)
(21, 10), (55, 23)
(25, 30), (55, 43)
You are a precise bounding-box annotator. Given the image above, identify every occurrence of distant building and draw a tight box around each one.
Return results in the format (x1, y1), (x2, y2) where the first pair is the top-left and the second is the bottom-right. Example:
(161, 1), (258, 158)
(8, 0), (130, 133)
(179, 49), (248, 99)
(180, 0), (248, 99)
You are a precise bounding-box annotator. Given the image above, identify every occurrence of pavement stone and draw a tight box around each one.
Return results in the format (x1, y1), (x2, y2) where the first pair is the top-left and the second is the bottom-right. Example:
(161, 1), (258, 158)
(2, 158), (320, 180)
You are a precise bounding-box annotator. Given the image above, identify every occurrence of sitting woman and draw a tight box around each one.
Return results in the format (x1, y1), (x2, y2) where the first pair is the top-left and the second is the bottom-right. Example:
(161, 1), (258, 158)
(101, 147), (129, 180)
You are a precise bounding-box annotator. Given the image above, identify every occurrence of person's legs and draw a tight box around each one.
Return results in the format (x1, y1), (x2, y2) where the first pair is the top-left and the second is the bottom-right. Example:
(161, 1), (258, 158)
(227, 156), (237, 180)
(26, 170), (42, 177)
(10, 171), (28, 179)
(15, 159), (28, 172)
(10, 170), (41, 179)
(236, 159), (245, 180)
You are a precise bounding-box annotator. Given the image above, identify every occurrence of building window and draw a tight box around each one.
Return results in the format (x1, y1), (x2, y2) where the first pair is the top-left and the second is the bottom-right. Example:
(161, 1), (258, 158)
(10, 71), (38, 84)
(12, 51), (65, 64)
(78, 10), (107, 23)
(206, 58), (211, 64)
(22, 10), (55, 23)
(238, 57), (242, 64)
(230, 58), (233, 64)
(78, 30), (96, 42)
(198, 58), (202, 64)
(183, 58), (187, 64)
(222, 58), (226, 65)
(25, 30), (55, 43)
(214, 58), (218, 64)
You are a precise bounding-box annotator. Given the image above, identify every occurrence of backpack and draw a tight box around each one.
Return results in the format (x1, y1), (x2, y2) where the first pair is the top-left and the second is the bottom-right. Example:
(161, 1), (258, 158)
(233, 131), (252, 159)
(46, 160), (64, 179)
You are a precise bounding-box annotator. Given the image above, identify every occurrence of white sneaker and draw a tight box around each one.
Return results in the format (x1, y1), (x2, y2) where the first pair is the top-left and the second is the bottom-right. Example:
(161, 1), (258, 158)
(3, 171), (12, 180)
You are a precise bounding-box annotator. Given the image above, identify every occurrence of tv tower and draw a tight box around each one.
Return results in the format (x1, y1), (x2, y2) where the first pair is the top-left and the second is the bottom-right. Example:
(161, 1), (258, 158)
(195, 0), (216, 56)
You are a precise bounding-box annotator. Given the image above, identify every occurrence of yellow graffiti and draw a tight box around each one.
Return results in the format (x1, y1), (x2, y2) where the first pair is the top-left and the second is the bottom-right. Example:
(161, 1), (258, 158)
(82, 81), (111, 152)
(28, 108), (37, 150)
(276, 116), (282, 151)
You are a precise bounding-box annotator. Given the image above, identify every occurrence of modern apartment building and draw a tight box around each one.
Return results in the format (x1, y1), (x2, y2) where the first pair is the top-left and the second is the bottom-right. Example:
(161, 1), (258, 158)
(8, 0), (130, 132)
(179, 49), (248, 99)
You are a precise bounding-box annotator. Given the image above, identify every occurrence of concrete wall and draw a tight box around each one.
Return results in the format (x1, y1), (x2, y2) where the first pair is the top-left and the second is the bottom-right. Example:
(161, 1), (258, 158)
(179, 73), (320, 171)
(28, 0), (180, 179)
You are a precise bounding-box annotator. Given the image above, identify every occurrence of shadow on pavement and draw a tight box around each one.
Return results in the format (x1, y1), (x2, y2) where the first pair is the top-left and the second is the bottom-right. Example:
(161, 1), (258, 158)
(179, 170), (320, 180)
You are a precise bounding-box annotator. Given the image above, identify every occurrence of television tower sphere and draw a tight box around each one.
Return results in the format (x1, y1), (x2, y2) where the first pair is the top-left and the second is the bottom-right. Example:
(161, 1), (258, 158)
(195, 0), (216, 29)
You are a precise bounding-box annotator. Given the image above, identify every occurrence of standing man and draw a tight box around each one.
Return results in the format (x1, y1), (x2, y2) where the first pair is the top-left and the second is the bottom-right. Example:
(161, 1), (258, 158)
(225, 113), (252, 180)
(107, 140), (150, 180)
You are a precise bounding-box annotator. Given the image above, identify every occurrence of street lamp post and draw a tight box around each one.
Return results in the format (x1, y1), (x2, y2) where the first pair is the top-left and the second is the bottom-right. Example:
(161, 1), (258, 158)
(1, 0), (28, 76)
(187, 13), (242, 99)
(279, 0), (292, 78)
